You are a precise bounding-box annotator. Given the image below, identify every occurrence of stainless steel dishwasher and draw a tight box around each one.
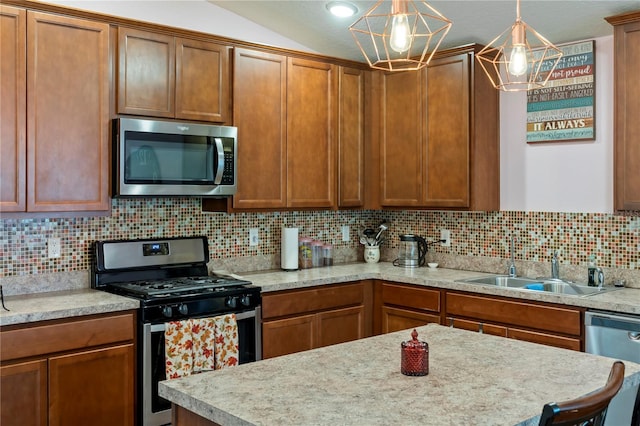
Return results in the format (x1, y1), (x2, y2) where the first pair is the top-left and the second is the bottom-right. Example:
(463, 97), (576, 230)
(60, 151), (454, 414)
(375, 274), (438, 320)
(585, 310), (640, 426)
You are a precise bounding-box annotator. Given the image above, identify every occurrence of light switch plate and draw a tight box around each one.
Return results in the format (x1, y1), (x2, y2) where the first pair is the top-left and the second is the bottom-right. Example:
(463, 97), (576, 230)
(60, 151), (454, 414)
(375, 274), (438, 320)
(341, 225), (350, 242)
(249, 228), (259, 246)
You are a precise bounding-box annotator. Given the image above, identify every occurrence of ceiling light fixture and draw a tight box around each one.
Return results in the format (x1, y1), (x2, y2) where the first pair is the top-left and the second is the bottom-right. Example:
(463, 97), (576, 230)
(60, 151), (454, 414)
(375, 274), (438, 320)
(327, 1), (358, 18)
(349, 0), (452, 72)
(475, 0), (563, 92)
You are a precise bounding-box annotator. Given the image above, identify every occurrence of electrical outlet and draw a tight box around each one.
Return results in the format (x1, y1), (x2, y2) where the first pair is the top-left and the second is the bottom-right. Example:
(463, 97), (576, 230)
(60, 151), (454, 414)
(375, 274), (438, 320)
(341, 225), (350, 242)
(48, 238), (61, 258)
(249, 228), (259, 246)
(440, 229), (451, 247)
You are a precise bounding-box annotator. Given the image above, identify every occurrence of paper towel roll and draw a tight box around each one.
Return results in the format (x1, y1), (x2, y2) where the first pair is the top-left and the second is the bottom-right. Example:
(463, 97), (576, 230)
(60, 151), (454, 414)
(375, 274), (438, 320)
(281, 227), (299, 270)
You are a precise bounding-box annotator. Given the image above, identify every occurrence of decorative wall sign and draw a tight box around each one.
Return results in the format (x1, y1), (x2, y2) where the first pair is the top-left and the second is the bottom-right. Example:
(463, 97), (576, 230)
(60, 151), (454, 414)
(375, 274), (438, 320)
(526, 40), (595, 143)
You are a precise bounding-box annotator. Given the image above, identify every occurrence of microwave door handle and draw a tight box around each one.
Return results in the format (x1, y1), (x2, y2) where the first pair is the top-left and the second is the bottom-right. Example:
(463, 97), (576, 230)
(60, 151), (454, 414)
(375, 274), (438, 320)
(213, 137), (225, 185)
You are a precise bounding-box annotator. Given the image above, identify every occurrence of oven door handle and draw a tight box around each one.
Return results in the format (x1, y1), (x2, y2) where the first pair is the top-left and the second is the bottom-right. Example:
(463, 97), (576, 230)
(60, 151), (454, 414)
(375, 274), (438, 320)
(149, 309), (257, 333)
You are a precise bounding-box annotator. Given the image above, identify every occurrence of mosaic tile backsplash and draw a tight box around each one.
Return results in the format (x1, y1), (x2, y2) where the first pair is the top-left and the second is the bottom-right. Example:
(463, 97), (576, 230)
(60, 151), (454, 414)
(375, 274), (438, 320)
(1, 198), (639, 278)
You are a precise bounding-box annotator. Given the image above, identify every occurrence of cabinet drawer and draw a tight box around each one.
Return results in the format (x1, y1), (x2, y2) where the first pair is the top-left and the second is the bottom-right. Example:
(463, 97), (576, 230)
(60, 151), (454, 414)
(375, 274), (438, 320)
(381, 283), (440, 312)
(448, 317), (507, 337)
(262, 283), (365, 319)
(445, 292), (582, 336)
(1, 312), (135, 361)
(507, 328), (581, 351)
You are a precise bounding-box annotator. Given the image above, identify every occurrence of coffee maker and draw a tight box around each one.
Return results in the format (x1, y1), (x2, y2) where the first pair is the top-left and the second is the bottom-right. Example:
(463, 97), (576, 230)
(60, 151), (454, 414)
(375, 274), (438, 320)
(394, 234), (428, 267)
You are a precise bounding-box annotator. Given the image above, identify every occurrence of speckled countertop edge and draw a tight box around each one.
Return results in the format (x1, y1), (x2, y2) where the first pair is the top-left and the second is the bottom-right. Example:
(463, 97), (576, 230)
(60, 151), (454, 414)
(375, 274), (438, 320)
(1, 262), (638, 326)
(0, 289), (139, 326)
(244, 263), (640, 315)
(159, 323), (640, 426)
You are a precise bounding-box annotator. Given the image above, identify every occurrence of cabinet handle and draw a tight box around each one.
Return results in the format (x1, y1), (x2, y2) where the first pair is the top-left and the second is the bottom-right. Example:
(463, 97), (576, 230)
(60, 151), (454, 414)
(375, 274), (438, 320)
(448, 317), (454, 328)
(478, 323), (484, 334)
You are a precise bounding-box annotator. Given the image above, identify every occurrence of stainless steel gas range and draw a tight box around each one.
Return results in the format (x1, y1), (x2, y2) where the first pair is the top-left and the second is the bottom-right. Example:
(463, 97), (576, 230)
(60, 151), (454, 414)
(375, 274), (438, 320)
(91, 236), (261, 426)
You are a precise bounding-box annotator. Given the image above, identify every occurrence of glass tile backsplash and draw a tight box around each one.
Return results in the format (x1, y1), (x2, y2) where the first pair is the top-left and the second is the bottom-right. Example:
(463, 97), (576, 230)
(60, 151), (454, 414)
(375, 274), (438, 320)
(1, 198), (638, 277)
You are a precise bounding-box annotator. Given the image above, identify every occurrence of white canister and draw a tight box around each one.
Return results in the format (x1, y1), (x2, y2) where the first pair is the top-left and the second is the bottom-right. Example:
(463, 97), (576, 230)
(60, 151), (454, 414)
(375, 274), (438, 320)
(281, 227), (299, 270)
(364, 246), (380, 263)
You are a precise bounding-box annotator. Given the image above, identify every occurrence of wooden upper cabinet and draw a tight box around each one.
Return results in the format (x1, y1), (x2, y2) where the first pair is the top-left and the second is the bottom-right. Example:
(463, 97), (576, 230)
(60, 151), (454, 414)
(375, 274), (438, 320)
(607, 12), (640, 211)
(286, 57), (337, 208)
(379, 70), (425, 206)
(377, 45), (499, 211)
(117, 27), (230, 122)
(26, 11), (110, 212)
(175, 37), (230, 122)
(0, 5), (26, 212)
(338, 66), (365, 208)
(424, 53), (470, 208)
(232, 48), (287, 209)
(118, 28), (175, 118)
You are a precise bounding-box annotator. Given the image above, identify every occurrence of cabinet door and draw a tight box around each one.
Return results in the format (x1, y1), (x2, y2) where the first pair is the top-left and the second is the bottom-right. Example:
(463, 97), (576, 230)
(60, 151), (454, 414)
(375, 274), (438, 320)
(48, 344), (134, 426)
(424, 53), (470, 208)
(0, 5), (26, 212)
(316, 305), (365, 347)
(262, 315), (314, 359)
(381, 306), (440, 334)
(117, 27), (174, 118)
(0, 359), (47, 426)
(27, 12), (110, 212)
(175, 38), (229, 123)
(232, 48), (287, 209)
(379, 70), (424, 206)
(338, 66), (365, 207)
(613, 19), (640, 210)
(287, 57), (337, 208)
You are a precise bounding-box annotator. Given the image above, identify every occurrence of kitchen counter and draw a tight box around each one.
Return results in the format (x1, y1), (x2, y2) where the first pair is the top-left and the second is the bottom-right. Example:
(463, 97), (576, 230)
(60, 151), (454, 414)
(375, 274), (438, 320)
(1, 263), (638, 327)
(0, 289), (139, 326)
(159, 323), (640, 426)
(246, 263), (640, 315)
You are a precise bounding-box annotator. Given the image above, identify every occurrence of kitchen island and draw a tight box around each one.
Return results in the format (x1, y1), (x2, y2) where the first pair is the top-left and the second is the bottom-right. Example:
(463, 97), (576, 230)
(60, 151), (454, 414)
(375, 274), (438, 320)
(159, 323), (640, 426)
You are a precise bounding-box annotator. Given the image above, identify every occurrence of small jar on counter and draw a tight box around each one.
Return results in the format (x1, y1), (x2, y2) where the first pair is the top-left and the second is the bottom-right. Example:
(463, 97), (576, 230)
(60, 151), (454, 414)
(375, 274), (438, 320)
(323, 244), (333, 266)
(401, 329), (429, 376)
(298, 237), (313, 269)
(311, 240), (324, 268)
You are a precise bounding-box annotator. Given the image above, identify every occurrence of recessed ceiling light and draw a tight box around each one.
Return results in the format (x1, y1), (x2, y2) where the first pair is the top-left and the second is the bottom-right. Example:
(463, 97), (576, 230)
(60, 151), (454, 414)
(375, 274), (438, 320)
(327, 1), (358, 18)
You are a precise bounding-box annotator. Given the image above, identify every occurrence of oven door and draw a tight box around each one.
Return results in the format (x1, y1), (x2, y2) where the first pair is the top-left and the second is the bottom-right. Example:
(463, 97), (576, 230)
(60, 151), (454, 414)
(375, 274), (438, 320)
(141, 308), (261, 426)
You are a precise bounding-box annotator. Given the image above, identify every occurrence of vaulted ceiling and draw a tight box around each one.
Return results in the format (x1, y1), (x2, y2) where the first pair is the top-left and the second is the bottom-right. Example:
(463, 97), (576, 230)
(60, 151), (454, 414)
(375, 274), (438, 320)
(209, 1), (639, 62)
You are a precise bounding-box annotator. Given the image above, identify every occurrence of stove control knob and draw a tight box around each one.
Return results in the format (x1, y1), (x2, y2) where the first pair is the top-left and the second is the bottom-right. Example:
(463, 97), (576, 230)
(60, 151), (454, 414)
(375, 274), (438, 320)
(240, 295), (251, 306)
(161, 306), (173, 318)
(226, 296), (238, 309)
(178, 304), (188, 315)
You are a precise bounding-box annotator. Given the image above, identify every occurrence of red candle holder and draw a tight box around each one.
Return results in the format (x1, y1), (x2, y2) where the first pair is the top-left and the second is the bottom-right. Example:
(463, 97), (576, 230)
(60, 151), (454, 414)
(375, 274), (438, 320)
(401, 329), (429, 376)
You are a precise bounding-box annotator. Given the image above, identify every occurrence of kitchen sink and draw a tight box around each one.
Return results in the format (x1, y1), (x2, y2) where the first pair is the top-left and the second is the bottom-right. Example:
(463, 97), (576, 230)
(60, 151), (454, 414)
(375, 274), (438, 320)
(458, 275), (620, 297)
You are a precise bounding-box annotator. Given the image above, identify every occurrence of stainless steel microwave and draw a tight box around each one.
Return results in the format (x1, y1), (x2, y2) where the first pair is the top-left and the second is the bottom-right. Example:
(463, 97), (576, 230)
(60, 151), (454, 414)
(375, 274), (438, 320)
(113, 118), (238, 197)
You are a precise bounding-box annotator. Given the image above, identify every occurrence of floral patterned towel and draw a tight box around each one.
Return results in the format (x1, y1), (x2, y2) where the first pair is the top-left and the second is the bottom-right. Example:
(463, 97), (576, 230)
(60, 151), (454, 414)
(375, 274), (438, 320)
(213, 314), (239, 369)
(165, 314), (239, 379)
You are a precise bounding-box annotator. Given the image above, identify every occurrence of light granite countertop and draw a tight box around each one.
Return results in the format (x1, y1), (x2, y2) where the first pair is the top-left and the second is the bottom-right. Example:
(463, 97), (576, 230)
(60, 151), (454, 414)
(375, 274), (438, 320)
(159, 323), (640, 426)
(245, 263), (640, 315)
(0, 289), (139, 327)
(1, 262), (638, 327)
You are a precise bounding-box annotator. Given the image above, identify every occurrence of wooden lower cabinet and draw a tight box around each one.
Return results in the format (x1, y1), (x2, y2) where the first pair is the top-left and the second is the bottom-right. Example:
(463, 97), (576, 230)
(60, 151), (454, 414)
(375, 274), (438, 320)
(445, 292), (583, 351)
(375, 281), (442, 334)
(261, 281), (372, 358)
(0, 311), (136, 425)
(0, 359), (47, 426)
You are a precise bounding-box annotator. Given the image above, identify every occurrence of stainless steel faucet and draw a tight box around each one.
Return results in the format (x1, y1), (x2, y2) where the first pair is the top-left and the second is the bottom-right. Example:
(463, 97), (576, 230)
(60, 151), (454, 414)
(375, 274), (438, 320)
(508, 236), (517, 277)
(551, 250), (560, 280)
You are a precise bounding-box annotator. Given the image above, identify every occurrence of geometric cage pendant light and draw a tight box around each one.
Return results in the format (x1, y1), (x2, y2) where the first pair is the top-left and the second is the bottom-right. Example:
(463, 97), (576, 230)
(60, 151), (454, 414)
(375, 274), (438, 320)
(476, 0), (563, 92)
(349, 0), (452, 72)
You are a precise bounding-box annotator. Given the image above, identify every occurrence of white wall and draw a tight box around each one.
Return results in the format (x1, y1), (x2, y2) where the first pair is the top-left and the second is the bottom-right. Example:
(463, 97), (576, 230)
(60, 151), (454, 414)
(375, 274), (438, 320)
(500, 36), (614, 213)
(41, 0), (316, 54)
